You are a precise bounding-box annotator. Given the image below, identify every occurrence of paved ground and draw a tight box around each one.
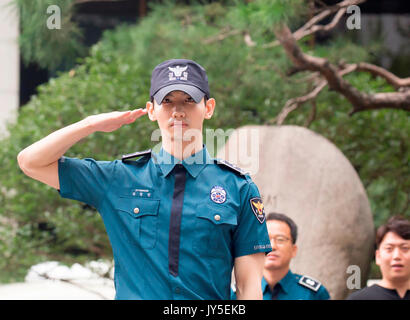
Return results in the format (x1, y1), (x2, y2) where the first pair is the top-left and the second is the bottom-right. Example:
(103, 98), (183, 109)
(0, 261), (380, 300)
(0, 279), (381, 300)
(0, 280), (115, 300)
(0, 261), (115, 300)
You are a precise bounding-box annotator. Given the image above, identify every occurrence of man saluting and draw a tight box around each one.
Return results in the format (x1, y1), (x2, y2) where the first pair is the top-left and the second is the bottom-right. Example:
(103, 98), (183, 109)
(18, 59), (271, 300)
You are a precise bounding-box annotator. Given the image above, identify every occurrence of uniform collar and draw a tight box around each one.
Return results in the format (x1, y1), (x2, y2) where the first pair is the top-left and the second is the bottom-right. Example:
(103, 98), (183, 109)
(262, 270), (293, 295)
(278, 269), (294, 294)
(261, 277), (271, 295)
(153, 145), (212, 178)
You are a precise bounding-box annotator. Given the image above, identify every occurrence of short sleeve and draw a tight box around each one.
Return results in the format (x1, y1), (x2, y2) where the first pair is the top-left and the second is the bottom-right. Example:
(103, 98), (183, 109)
(316, 286), (331, 300)
(230, 288), (237, 300)
(58, 156), (117, 209)
(232, 181), (271, 258)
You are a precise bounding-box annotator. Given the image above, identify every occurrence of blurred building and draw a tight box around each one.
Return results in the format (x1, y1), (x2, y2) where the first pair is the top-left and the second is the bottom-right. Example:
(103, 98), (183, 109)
(0, 0), (19, 138)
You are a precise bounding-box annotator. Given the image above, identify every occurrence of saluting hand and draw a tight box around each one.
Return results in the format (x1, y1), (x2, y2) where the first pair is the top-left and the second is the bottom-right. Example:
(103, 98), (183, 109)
(17, 108), (148, 190)
(86, 108), (148, 133)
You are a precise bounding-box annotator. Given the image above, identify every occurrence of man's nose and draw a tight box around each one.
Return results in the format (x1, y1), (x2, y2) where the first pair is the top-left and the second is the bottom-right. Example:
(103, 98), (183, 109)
(392, 247), (402, 259)
(172, 106), (185, 119)
(270, 239), (278, 250)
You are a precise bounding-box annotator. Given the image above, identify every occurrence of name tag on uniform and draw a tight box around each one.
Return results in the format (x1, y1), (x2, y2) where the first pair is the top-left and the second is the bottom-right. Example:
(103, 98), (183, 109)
(131, 188), (153, 198)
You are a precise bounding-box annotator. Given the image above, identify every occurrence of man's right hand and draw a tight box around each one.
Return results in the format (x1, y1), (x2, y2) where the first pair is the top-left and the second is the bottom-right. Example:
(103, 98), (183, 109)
(17, 108), (148, 190)
(86, 108), (148, 133)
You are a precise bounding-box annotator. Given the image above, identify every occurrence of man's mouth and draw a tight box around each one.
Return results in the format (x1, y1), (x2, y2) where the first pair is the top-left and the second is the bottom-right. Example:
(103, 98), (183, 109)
(170, 121), (188, 127)
(266, 253), (280, 259)
(391, 264), (404, 270)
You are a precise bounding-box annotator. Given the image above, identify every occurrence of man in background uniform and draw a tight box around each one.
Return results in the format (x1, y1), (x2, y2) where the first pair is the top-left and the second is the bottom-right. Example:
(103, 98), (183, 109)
(232, 212), (330, 300)
(18, 59), (272, 299)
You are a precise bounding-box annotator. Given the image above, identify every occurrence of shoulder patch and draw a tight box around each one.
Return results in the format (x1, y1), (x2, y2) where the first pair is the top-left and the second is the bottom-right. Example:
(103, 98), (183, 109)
(298, 275), (321, 292)
(249, 197), (266, 224)
(214, 159), (247, 176)
(121, 149), (152, 161)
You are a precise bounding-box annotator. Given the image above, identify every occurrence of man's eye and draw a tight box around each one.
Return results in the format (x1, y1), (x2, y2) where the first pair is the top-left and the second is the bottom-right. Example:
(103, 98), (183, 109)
(162, 99), (171, 104)
(186, 97), (195, 103)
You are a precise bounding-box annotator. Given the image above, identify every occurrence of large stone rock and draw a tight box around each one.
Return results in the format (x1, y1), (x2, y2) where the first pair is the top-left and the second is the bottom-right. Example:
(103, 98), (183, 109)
(218, 125), (374, 299)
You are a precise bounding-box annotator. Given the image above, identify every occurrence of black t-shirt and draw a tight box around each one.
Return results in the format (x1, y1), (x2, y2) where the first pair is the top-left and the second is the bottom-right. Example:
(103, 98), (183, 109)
(347, 284), (410, 300)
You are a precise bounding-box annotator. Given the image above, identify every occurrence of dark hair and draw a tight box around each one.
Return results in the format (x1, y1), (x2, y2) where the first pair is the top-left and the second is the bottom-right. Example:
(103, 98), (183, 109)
(266, 212), (298, 244)
(376, 215), (410, 248)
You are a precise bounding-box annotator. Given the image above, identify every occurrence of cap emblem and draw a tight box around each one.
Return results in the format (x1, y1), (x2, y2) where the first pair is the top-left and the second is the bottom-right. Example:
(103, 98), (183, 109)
(168, 65), (188, 81)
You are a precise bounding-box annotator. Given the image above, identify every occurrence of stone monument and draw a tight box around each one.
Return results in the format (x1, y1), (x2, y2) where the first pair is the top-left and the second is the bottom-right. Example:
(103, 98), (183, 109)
(218, 125), (374, 299)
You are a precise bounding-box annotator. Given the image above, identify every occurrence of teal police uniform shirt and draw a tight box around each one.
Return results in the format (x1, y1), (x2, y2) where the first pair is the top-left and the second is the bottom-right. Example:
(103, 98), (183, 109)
(231, 270), (330, 300)
(58, 145), (271, 300)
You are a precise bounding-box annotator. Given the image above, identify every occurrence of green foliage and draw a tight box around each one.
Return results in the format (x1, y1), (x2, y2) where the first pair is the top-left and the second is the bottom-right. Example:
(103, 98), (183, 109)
(228, 0), (305, 31)
(0, 0), (408, 281)
(285, 66), (409, 226)
(311, 94), (409, 227)
(12, 0), (86, 72)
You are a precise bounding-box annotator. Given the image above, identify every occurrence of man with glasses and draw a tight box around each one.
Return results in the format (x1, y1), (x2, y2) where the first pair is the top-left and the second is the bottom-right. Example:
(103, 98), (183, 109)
(347, 216), (410, 300)
(232, 212), (330, 300)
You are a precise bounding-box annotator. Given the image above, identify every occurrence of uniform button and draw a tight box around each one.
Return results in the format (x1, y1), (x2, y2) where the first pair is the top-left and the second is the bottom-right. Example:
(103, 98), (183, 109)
(134, 207), (140, 214)
(214, 214), (221, 221)
(174, 287), (181, 294)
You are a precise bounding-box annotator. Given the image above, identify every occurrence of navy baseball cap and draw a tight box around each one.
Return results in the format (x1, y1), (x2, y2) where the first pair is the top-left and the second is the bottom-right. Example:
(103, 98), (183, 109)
(150, 59), (210, 104)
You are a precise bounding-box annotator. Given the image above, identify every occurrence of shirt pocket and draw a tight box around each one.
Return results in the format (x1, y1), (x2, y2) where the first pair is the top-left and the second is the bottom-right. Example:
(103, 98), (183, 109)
(115, 197), (160, 249)
(193, 203), (238, 258)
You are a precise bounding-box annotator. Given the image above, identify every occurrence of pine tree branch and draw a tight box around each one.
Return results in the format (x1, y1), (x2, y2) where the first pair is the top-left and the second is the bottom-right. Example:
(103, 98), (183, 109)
(354, 62), (410, 89)
(274, 24), (410, 116)
(262, 0), (366, 48)
(273, 80), (327, 125)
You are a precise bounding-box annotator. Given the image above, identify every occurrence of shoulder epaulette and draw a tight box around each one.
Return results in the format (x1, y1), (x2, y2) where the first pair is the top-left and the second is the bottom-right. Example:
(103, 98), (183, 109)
(214, 158), (248, 176)
(121, 149), (152, 161)
(298, 275), (322, 292)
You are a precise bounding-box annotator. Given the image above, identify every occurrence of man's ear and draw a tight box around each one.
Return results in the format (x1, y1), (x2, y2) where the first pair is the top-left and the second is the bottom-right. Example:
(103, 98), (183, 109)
(204, 98), (216, 120)
(375, 249), (381, 267)
(146, 101), (156, 121)
(292, 244), (298, 259)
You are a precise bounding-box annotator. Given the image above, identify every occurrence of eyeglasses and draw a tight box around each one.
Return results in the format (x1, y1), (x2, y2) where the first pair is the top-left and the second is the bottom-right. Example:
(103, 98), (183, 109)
(270, 236), (291, 246)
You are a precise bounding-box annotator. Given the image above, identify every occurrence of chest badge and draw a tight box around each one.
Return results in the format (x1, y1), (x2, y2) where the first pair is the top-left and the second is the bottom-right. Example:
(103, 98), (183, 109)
(210, 186), (227, 204)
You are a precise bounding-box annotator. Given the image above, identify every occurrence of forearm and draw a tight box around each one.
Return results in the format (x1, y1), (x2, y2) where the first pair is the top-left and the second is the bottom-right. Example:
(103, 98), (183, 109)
(236, 277), (263, 300)
(234, 253), (265, 300)
(18, 117), (94, 169)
